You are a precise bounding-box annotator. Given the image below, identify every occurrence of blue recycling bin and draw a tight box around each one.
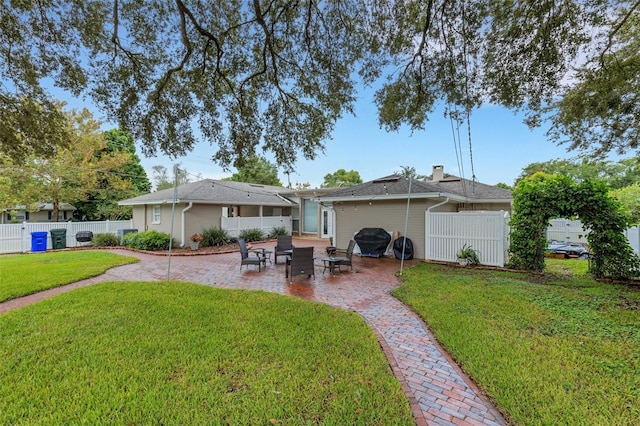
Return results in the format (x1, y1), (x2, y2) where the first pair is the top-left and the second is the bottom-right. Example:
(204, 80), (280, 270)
(31, 232), (48, 252)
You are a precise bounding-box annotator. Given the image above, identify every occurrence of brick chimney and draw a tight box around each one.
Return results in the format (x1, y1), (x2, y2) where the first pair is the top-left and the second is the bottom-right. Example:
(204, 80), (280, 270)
(432, 165), (444, 182)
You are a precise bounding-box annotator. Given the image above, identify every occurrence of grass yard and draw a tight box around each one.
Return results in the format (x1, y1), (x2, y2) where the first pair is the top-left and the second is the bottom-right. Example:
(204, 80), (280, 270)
(394, 259), (640, 425)
(0, 251), (138, 302)
(0, 281), (413, 425)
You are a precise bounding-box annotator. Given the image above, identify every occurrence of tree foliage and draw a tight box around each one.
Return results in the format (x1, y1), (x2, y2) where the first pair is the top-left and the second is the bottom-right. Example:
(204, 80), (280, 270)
(1, 108), (132, 221)
(1, 1), (638, 168)
(152, 164), (198, 191)
(509, 173), (640, 280)
(321, 169), (363, 188)
(74, 128), (151, 220)
(394, 166), (427, 180)
(547, 10), (640, 157)
(610, 183), (640, 226)
(226, 155), (282, 186)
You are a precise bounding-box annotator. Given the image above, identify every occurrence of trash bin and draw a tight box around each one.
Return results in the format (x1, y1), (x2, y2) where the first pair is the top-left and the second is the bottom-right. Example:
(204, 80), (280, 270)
(50, 228), (67, 250)
(31, 232), (48, 252)
(393, 236), (414, 260)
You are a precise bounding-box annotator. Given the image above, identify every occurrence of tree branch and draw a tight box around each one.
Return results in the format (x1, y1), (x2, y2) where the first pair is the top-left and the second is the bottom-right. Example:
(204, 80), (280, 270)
(600, 0), (640, 66)
(110, 0), (142, 69)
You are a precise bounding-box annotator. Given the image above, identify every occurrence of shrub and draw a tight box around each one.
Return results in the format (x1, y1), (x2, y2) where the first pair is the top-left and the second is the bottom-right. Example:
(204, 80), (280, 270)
(123, 230), (174, 251)
(268, 226), (288, 238)
(92, 233), (120, 247)
(456, 244), (480, 266)
(239, 228), (264, 242)
(201, 227), (232, 247)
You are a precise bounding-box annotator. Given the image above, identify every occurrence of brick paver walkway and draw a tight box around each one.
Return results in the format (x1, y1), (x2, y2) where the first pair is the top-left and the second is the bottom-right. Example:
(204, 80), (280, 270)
(1, 239), (506, 425)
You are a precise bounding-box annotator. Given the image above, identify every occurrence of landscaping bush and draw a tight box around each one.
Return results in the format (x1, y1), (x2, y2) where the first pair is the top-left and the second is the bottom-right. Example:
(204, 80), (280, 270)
(122, 230), (174, 251)
(268, 226), (288, 238)
(239, 228), (264, 242)
(201, 226), (232, 247)
(92, 233), (120, 247)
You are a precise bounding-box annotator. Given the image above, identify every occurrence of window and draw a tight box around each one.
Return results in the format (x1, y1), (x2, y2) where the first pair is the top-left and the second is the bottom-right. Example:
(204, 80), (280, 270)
(302, 198), (318, 233)
(152, 205), (161, 224)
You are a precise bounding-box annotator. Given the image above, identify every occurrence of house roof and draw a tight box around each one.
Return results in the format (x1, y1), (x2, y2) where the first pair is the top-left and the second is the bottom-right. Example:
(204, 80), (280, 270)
(118, 179), (295, 206)
(3, 202), (76, 212)
(318, 174), (512, 203)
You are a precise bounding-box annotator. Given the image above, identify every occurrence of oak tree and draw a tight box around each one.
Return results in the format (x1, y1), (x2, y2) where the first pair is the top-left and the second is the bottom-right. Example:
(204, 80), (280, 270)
(2, 1), (638, 169)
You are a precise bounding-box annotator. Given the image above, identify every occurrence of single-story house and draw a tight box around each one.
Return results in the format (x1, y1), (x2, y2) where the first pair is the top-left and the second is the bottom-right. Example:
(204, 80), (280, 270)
(317, 165), (513, 260)
(1, 203), (77, 224)
(118, 179), (337, 246)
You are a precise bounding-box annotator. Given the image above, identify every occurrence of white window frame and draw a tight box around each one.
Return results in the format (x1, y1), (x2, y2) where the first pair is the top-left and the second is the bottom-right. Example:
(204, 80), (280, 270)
(152, 205), (161, 224)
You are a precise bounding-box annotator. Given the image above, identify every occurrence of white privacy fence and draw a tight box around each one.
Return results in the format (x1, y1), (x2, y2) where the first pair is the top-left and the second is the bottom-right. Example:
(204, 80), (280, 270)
(0, 220), (133, 254)
(546, 219), (589, 243)
(547, 218), (640, 256)
(220, 216), (292, 238)
(425, 211), (511, 267)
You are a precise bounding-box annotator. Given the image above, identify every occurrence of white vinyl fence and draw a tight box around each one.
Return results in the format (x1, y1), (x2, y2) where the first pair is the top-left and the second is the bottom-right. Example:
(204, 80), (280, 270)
(547, 218), (640, 256)
(0, 220), (134, 254)
(425, 211), (511, 267)
(546, 218), (589, 243)
(221, 216), (292, 238)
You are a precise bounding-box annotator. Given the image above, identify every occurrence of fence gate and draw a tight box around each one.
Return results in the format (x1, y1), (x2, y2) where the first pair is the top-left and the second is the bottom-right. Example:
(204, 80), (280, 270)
(425, 211), (510, 267)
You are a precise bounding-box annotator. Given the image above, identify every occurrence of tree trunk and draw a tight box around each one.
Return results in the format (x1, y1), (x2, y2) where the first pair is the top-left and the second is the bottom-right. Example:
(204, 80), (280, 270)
(52, 200), (59, 222)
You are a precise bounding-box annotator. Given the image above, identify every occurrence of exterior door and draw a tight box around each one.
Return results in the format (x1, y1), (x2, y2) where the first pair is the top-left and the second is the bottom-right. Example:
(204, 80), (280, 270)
(321, 207), (334, 240)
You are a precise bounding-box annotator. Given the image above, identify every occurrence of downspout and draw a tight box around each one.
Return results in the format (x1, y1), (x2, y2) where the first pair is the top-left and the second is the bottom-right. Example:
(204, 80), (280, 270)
(181, 202), (193, 246)
(427, 195), (450, 212)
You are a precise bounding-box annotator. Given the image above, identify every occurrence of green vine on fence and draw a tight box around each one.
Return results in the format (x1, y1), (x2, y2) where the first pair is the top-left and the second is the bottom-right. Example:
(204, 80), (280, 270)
(508, 172), (640, 280)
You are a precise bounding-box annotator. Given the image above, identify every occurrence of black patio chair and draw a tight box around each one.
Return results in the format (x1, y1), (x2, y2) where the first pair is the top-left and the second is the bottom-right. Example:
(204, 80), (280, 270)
(274, 235), (294, 264)
(334, 239), (355, 271)
(238, 238), (266, 271)
(286, 246), (315, 283)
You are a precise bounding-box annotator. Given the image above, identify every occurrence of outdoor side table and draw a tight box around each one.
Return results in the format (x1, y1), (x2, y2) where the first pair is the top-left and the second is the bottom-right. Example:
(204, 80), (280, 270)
(251, 248), (273, 265)
(321, 257), (346, 275)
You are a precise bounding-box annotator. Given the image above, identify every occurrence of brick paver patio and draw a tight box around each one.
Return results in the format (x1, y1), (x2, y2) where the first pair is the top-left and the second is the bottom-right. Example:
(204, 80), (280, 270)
(0, 238), (506, 425)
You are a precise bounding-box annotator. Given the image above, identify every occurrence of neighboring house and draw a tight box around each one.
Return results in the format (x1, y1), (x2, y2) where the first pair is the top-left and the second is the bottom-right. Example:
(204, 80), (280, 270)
(317, 165), (513, 259)
(1, 203), (76, 224)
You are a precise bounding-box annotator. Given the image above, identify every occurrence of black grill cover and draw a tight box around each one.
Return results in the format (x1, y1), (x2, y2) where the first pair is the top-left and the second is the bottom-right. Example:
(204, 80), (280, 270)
(393, 237), (413, 260)
(354, 228), (391, 258)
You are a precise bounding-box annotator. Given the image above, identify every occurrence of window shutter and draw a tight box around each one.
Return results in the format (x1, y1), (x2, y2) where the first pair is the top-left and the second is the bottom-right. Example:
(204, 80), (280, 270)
(48, 211), (52, 220)
(25, 212), (29, 220)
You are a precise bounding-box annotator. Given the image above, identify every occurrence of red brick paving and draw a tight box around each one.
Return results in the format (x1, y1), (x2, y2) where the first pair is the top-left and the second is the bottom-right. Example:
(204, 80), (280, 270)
(0, 238), (506, 425)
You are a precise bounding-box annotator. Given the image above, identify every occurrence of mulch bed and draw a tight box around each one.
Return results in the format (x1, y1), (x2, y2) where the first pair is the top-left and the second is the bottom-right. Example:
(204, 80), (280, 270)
(67, 240), (277, 257)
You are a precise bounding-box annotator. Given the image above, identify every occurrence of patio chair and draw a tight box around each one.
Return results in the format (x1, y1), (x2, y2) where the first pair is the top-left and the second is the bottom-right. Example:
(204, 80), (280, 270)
(274, 235), (294, 264)
(334, 239), (355, 271)
(238, 238), (266, 271)
(286, 247), (315, 283)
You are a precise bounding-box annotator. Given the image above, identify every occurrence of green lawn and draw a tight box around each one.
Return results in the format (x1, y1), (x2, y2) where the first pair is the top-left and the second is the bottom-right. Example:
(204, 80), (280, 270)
(393, 259), (640, 425)
(0, 281), (413, 425)
(0, 251), (138, 302)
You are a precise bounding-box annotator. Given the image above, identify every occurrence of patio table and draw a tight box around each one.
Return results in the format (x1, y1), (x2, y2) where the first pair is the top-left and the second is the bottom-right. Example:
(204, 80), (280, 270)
(321, 257), (348, 275)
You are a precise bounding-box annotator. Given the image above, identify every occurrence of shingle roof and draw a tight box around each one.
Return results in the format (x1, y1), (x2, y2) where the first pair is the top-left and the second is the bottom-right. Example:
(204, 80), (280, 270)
(119, 179), (294, 206)
(318, 174), (512, 202)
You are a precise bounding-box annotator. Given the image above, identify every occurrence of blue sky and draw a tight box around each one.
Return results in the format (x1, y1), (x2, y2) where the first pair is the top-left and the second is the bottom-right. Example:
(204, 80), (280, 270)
(54, 84), (584, 189)
(135, 97), (579, 189)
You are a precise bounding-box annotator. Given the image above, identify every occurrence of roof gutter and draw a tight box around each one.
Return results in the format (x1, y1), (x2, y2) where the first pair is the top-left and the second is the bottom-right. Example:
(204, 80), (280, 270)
(319, 192), (465, 203)
(274, 193), (294, 204)
(181, 202), (193, 246)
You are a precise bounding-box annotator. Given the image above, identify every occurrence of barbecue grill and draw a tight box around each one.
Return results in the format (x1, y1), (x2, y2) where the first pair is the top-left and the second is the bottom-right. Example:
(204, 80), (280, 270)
(75, 231), (94, 246)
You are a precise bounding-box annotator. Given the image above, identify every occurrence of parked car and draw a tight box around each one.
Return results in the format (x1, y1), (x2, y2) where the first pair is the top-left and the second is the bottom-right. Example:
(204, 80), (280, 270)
(547, 240), (590, 258)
